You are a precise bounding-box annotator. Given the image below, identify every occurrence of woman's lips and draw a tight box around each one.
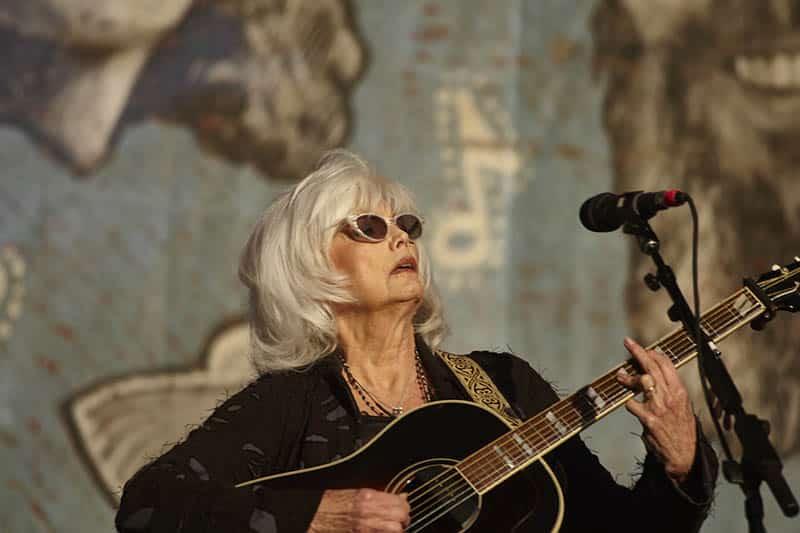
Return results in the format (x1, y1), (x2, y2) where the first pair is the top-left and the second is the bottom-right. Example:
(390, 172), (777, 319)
(391, 256), (418, 274)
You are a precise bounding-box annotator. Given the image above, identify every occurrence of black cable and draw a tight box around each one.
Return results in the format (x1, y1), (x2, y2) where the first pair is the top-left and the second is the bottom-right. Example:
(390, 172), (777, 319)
(687, 196), (735, 463)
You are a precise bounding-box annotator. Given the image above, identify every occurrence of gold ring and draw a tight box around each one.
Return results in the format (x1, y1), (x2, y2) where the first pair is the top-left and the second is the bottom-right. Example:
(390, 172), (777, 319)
(646, 384), (656, 394)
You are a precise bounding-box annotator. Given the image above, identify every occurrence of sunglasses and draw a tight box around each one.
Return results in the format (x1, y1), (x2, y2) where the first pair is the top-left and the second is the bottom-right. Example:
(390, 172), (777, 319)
(343, 213), (424, 242)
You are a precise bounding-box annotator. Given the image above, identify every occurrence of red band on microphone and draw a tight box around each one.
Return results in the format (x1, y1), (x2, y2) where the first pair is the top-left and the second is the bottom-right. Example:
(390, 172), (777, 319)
(664, 189), (685, 206)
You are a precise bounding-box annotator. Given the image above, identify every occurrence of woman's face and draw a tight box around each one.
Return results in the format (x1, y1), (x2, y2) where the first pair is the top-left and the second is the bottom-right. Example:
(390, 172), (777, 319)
(329, 204), (423, 312)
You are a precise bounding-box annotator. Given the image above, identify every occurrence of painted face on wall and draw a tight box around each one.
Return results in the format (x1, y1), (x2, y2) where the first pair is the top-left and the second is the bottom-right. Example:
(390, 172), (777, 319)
(0, 0), (365, 180)
(593, 0), (800, 456)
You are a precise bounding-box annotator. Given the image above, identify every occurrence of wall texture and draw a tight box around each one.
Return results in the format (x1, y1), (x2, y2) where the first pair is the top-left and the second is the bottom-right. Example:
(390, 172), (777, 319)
(0, 1), (798, 532)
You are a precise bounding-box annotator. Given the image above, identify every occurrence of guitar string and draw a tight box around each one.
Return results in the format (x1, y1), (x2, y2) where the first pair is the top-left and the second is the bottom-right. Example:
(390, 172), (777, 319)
(408, 476), (474, 529)
(405, 291), (764, 524)
(407, 273), (795, 529)
(405, 287), (756, 509)
(408, 483), (476, 533)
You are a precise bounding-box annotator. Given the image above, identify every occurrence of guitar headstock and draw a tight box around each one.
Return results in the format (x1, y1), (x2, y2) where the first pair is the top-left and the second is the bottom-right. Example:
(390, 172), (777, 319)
(756, 257), (800, 313)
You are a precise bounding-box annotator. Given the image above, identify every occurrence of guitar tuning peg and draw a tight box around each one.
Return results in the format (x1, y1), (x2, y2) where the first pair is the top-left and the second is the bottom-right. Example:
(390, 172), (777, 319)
(772, 264), (781, 271)
(795, 256), (800, 262)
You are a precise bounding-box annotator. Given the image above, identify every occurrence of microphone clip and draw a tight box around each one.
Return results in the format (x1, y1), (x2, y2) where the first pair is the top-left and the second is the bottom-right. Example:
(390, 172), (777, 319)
(622, 217), (660, 256)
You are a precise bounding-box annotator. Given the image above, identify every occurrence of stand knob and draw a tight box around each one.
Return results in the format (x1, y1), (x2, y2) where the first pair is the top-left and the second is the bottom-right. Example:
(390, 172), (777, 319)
(644, 273), (661, 291)
(750, 310), (774, 331)
(723, 460), (744, 484)
(667, 304), (682, 322)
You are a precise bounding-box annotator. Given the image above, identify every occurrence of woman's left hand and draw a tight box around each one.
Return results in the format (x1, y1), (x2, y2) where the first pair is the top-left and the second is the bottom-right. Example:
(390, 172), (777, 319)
(616, 337), (697, 483)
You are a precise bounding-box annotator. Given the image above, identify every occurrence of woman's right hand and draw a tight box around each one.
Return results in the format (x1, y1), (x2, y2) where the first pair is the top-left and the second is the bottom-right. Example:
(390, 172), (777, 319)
(308, 488), (410, 532)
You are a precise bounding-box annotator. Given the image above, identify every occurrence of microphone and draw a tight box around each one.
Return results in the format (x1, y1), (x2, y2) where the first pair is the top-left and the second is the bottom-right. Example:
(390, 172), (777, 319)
(579, 190), (688, 232)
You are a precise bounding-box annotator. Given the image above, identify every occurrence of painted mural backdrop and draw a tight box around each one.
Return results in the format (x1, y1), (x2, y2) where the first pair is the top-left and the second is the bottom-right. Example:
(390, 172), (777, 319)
(0, 1), (798, 532)
(593, 0), (800, 457)
(0, 0), (364, 179)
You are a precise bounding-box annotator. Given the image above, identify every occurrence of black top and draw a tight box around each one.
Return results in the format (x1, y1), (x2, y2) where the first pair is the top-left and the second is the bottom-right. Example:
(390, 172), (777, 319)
(115, 340), (718, 533)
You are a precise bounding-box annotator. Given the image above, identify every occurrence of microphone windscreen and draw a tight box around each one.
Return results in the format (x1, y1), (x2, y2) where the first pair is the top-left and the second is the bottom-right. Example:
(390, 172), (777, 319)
(579, 193), (621, 232)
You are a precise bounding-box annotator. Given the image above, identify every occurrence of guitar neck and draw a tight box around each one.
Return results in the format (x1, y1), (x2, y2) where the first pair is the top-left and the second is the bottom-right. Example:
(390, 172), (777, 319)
(455, 286), (766, 495)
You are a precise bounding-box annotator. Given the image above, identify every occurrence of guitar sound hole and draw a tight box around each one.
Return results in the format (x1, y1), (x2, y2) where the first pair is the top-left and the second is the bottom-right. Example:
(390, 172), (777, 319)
(393, 461), (480, 533)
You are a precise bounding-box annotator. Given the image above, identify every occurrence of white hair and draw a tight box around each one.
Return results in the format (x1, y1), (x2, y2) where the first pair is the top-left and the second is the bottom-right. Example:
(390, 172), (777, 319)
(238, 149), (448, 373)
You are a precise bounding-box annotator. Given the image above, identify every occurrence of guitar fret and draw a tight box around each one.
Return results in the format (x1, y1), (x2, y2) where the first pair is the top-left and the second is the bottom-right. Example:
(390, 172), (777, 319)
(531, 426), (556, 455)
(701, 319), (719, 337)
(464, 459), (493, 487)
(598, 380), (624, 403)
(545, 411), (568, 436)
(673, 334), (693, 355)
(493, 444), (515, 469)
(660, 343), (677, 359)
(561, 406), (580, 429)
(513, 433), (535, 456)
(732, 292), (753, 317)
(585, 386), (606, 410)
(653, 345), (670, 361)
(528, 417), (550, 445)
(725, 303), (741, 324)
(709, 311), (732, 334)
(714, 308), (739, 334)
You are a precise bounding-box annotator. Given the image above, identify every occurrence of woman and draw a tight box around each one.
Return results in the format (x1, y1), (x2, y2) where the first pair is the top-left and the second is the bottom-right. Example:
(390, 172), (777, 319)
(116, 150), (717, 533)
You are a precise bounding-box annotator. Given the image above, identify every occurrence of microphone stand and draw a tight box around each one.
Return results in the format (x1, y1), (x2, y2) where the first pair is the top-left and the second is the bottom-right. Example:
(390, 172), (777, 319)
(622, 218), (798, 533)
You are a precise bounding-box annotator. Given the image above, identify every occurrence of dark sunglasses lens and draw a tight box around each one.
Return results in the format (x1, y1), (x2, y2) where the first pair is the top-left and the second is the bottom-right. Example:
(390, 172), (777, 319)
(396, 214), (423, 239)
(355, 215), (388, 240)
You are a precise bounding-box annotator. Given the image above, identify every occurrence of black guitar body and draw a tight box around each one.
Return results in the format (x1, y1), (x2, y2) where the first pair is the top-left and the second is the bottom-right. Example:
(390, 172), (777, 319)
(252, 401), (564, 532)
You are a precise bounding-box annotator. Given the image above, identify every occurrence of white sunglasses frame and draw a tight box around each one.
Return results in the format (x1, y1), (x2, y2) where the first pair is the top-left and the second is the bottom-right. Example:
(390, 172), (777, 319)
(343, 212), (425, 242)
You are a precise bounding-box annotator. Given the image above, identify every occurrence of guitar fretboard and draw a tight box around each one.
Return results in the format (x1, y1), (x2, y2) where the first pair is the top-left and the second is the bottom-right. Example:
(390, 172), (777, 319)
(455, 287), (765, 494)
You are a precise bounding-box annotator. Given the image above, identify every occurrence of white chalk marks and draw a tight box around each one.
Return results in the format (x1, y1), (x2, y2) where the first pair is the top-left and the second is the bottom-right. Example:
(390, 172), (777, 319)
(430, 82), (526, 290)
(0, 244), (26, 341)
(65, 318), (254, 504)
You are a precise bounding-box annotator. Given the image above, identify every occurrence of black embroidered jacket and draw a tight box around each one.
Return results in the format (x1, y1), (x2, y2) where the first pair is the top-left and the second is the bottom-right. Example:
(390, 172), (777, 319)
(116, 341), (718, 532)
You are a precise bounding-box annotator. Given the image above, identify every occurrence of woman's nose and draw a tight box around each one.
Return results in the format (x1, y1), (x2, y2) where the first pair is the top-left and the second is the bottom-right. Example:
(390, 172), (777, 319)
(388, 223), (409, 249)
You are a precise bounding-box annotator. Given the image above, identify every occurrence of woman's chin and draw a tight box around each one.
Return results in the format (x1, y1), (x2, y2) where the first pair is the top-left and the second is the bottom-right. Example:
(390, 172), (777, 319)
(385, 287), (423, 308)
(394, 281), (423, 299)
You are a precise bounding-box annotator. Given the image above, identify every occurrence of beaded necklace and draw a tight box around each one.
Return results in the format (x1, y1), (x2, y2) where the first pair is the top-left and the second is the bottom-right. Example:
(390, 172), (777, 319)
(338, 349), (433, 417)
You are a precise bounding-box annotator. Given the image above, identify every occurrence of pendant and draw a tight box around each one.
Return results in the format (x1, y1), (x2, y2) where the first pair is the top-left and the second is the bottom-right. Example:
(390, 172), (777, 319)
(392, 406), (403, 416)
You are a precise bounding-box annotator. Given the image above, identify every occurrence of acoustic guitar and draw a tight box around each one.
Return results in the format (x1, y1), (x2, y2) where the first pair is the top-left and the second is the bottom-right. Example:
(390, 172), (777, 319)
(237, 259), (800, 532)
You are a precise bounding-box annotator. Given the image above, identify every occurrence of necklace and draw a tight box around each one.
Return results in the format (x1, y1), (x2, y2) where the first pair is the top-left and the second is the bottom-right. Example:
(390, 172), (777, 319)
(339, 349), (433, 417)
